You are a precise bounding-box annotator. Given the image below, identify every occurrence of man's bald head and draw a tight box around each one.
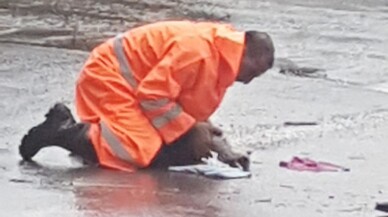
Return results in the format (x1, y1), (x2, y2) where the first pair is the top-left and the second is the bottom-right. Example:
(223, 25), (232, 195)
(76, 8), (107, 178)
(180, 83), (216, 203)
(245, 31), (274, 66)
(236, 31), (275, 84)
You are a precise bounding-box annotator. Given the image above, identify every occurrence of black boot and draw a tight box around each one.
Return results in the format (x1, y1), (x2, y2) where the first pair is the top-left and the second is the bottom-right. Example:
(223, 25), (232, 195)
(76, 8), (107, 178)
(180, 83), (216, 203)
(19, 103), (76, 161)
(54, 122), (98, 163)
(19, 103), (97, 163)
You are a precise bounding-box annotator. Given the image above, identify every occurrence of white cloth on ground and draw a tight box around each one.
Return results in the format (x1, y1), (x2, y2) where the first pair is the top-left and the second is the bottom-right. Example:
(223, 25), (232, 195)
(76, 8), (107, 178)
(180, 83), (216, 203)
(168, 164), (251, 179)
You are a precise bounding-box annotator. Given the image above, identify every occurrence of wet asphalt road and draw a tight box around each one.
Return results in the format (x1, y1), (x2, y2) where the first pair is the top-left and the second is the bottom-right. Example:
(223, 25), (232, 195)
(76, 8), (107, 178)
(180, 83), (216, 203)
(1, 0), (388, 216)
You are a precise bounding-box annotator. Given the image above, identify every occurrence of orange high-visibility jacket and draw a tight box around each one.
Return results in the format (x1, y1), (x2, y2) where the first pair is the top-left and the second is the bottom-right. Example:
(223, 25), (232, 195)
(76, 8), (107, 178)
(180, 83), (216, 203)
(75, 21), (245, 171)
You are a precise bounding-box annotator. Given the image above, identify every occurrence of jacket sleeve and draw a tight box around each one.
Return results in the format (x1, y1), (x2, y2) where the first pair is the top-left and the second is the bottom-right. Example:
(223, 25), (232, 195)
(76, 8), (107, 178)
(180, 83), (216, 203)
(135, 35), (212, 144)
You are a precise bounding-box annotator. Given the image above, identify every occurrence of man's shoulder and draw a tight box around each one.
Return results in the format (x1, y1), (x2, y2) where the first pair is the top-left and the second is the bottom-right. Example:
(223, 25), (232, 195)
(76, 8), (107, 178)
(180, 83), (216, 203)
(171, 33), (214, 53)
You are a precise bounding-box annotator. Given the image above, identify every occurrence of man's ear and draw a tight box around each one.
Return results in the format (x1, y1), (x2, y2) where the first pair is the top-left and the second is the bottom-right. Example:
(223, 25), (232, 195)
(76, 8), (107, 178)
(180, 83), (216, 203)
(245, 31), (256, 42)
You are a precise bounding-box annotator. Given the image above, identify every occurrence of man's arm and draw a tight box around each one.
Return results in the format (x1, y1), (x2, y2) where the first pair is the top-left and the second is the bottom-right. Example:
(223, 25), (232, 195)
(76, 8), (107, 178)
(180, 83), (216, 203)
(135, 35), (212, 144)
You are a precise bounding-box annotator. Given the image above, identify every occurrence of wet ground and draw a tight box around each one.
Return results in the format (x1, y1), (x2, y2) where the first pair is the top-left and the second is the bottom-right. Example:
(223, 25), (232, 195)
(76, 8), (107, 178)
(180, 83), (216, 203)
(1, 0), (388, 216)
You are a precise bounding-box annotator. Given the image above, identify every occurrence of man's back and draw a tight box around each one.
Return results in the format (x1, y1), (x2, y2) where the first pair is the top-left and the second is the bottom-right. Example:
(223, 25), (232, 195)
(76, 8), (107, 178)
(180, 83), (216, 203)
(82, 20), (244, 122)
(121, 20), (232, 78)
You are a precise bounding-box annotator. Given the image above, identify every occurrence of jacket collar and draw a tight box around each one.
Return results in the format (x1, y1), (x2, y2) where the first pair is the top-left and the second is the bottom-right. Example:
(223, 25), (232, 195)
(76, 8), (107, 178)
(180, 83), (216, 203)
(214, 27), (245, 87)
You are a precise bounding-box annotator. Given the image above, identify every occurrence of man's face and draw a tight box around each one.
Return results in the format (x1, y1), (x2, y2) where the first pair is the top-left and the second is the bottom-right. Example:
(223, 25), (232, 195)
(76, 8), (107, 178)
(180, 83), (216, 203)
(238, 53), (273, 84)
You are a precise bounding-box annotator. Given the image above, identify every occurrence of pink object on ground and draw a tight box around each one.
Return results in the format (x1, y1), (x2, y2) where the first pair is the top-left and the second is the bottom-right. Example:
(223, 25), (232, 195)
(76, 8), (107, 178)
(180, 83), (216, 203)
(279, 156), (350, 172)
